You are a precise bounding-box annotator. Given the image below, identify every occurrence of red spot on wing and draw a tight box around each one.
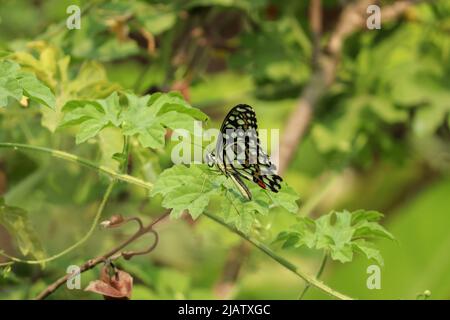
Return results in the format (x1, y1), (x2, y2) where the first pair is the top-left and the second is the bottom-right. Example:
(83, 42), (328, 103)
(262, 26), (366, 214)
(257, 180), (267, 189)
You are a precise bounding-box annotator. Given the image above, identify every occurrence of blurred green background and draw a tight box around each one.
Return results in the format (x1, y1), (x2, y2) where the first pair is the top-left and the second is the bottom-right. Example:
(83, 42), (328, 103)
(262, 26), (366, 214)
(0, 0), (449, 300)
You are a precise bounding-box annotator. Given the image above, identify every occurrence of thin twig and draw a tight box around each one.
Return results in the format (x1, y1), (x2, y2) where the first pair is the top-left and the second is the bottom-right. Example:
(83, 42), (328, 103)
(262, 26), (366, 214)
(122, 229), (159, 260)
(35, 212), (169, 300)
(0, 181), (116, 264)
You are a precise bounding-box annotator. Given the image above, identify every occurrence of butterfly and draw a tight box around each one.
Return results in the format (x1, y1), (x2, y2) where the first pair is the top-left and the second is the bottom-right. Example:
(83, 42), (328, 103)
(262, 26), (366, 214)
(206, 104), (282, 200)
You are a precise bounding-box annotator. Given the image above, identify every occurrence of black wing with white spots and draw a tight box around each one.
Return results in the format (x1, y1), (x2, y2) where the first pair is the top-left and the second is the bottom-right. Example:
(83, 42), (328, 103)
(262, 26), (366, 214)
(215, 104), (282, 194)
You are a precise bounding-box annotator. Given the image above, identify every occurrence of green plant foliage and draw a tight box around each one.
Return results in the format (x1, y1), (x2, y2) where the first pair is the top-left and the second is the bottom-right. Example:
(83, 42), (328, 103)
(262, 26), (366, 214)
(311, 3), (450, 166)
(60, 91), (209, 147)
(0, 60), (55, 109)
(10, 43), (120, 131)
(275, 210), (394, 265)
(313, 178), (450, 300)
(1, 0), (447, 301)
(151, 164), (226, 219)
(151, 164), (299, 233)
(60, 92), (123, 144)
(230, 16), (311, 99)
(0, 198), (46, 262)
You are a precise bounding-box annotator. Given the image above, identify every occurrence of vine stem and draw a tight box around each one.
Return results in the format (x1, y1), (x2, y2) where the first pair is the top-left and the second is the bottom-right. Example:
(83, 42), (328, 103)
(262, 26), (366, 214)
(0, 142), (352, 300)
(0, 182), (115, 264)
(35, 212), (169, 300)
(0, 143), (153, 190)
(0, 137), (131, 264)
(298, 252), (328, 299)
(204, 212), (350, 300)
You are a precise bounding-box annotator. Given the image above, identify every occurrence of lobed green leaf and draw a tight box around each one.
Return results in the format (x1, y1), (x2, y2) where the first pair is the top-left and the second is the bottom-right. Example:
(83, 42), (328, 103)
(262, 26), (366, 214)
(152, 164), (300, 233)
(61, 91), (208, 148)
(275, 209), (393, 265)
(0, 59), (55, 109)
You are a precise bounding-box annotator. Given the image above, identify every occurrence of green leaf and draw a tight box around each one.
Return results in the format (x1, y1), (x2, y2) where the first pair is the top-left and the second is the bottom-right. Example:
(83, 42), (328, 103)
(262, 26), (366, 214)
(351, 209), (383, 224)
(281, 234), (300, 249)
(220, 200), (256, 234)
(0, 60), (24, 106)
(274, 217), (316, 249)
(39, 54), (120, 131)
(315, 211), (355, 263)
(269, 182), (299, 213)
(61, 91), (208, 147)
(353, 239), (384, 266)
(61, 92), (122, 144)
(121, 92), (208, 149)
(16, 72), (55, 109)
(276, 209), (393, 265)
(0, 59), (20, 77)
(151, 164), (224, 219)
(0, 198), (46, 262)
(293, 218), (317, 248)
(351, 210), (394, 240)
(159, 111), (203, 135)
(0, 59), (55, 109)
(0, 77), (21, 107)
(152, 163), (299, 233)
(121, 94), (166, 149)
(220, 182), (269, 234)
(353, 220), (395, 241)
(157, 92), (209, 121)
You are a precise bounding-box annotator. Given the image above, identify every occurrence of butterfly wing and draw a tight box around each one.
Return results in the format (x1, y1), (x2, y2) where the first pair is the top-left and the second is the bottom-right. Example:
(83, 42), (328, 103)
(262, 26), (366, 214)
(215, 104), (257, 161)
(216, 104), (283, 194)
(229, 171), (252, 201)
(239, 147), (283, 193)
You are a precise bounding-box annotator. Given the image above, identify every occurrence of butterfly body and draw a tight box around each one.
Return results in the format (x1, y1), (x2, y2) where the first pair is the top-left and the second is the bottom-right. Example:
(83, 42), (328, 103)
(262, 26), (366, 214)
(207, 104), (283, 200)
(207, 152), (253, 200)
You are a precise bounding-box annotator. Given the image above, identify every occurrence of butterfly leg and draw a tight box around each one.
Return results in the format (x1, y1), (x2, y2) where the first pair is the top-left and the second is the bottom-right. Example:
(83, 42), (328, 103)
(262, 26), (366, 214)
(223, 179), (241, 216)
